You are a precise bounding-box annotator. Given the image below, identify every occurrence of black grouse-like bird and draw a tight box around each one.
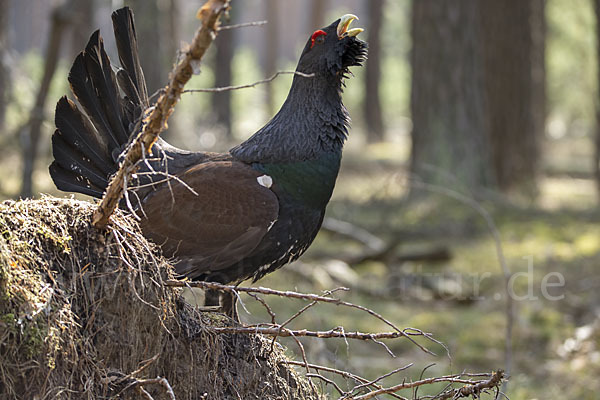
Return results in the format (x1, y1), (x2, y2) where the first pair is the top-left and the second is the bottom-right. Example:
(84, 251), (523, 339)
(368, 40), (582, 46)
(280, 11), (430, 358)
(50, 8), (367, 299)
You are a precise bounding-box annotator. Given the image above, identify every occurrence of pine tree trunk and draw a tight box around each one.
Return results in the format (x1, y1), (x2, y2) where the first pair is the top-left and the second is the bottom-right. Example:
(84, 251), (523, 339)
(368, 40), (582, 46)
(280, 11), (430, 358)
(364, 0), (385, 142)
(162, 0), (180, 141)
(165, 0), (180, 75)
(308, 0), (327, 31)
(125, 0), (164, 95)
(213, 8), (235, 139)
(594, 0), (600, 200)
(410, 0), (492, 192)
(264, 0), (279, 115)
(20, 2), (72, 198)
(0, 0), (9, 132)
(480, 0), (545, 195)
(70, 0), (95, 59)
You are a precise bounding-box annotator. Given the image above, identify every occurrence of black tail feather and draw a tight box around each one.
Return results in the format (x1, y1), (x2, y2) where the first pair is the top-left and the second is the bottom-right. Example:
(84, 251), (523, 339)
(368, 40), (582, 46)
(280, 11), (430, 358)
(81, 31), (129, 144)
(116, 68), (143, 128)
(54, 96), (113, 175)
(68, 49), (121, 151)
(51, 7), (148, 199)
(112, 7), (149, 108)
(68, 31), (127, 149)
(49, 162), (106, 198)
(51, 132), (109, 190)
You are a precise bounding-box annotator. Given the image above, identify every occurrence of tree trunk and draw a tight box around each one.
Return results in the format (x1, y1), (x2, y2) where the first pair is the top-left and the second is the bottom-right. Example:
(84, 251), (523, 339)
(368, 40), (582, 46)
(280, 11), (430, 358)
(480, 0), (545, 195)
(364, 0), (385, 142)
(0, 0), (9, 132)
(410, 0), (492, 192)
(20, 2), (73, 198)
(125, 0), (164, 96)
(308, 0), (328, 31)
(594, 0), (600, 200)
(213, 7), (235, 139)
(161, 0), (180, 140)
(164, 0), (180, 74)
(70, 0), (95, 59)
(264, 0), (278, 115)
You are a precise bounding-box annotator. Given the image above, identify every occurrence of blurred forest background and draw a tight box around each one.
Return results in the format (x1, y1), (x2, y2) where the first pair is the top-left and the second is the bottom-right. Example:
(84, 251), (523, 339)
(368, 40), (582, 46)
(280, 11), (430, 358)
(1, 0), (600, 398)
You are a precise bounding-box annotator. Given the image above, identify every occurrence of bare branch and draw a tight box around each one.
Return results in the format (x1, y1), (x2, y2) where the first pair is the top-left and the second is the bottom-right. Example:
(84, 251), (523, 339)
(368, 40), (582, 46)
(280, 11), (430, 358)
(246, 293), (276, 324)
(164, 280), (437, 355)
(282, 361), (407, 400)
(124, 376), (176, 400)
(348, 370), (504, 400)
(92, 0), (230, 228)
(218, 20), (267, 30)
(183, 71), (314, 93)
(435, 370), (504, 399)
(306, 373), (345, 396)
(210, 325), (415, 341)
(348, 364), (413, 397)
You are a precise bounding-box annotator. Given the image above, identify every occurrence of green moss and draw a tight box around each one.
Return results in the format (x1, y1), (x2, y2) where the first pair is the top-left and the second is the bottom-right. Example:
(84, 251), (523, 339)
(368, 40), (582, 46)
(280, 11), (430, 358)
(1, 312), (16, 327)
(35, 222), (72, 254)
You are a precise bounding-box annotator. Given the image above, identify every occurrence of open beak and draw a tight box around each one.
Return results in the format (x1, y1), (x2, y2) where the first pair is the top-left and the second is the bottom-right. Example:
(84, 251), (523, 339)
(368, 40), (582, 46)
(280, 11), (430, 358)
(337, 14), (364, 38)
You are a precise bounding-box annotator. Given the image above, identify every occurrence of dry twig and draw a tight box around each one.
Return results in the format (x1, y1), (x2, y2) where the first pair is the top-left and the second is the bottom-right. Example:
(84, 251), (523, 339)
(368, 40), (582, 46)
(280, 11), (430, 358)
(92, 0), (230, 228)
(218, 20), (267, 30)
(183, 70), (314, 93)
(124, 376), (176, 400)
(165, 279), (439, 355)
(348, 370), (504, 400)
(282, 361), (408, 400)
(210, 326), (414, 340)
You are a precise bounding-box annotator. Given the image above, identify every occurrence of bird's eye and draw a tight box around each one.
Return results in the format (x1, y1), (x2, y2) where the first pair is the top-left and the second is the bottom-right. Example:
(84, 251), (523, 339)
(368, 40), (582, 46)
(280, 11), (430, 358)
(310, 30), (327, 49)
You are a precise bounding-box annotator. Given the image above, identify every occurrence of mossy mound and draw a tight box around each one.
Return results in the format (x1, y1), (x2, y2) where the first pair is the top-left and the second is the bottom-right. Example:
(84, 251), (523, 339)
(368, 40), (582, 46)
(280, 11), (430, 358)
(0, 197), (317, 399)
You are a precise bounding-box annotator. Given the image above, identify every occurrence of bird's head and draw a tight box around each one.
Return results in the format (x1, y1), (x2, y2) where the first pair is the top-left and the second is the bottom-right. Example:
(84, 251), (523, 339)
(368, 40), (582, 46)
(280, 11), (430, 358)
(296, 14), (367, 79)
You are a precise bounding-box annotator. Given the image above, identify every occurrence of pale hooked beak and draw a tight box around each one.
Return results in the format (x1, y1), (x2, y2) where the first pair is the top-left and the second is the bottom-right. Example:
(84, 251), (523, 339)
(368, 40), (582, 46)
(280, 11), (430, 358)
(337, 14), (364, 38)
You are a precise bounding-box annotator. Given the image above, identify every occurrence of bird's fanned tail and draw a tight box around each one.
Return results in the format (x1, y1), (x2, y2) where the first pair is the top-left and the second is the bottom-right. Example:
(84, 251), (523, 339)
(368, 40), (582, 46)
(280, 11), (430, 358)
(49, 7), (147, 199)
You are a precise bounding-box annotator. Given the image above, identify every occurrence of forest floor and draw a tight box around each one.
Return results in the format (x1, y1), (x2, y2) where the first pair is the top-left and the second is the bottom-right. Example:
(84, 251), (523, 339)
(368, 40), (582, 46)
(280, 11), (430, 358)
(237, 137), (600, 399)
(2, 136), (599, 399)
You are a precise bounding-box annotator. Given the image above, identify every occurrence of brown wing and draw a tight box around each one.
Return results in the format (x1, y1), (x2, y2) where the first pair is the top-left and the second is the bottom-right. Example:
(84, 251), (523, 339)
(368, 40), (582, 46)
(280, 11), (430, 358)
(138, 160), (279, 280)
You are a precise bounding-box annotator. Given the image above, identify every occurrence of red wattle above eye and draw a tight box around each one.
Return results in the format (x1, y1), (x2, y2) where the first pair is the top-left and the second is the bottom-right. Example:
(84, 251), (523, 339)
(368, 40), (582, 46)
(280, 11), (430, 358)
(310, 30), (327, 49)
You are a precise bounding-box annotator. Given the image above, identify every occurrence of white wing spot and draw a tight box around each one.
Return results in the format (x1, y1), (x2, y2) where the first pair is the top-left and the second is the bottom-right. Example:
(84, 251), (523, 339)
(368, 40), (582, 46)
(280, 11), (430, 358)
(257, 174), (273, 189)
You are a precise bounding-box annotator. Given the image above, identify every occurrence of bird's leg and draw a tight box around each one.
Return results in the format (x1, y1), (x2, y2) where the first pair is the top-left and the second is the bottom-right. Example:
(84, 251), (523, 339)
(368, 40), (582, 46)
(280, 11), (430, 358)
(221, 291), (239, 323)
(204, 288), (220, 307)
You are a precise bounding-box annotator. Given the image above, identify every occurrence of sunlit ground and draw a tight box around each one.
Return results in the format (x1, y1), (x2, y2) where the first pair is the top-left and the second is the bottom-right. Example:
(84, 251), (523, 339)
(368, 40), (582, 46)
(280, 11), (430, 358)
(2, 6), (600, 392)
(4, 132), (596, 398)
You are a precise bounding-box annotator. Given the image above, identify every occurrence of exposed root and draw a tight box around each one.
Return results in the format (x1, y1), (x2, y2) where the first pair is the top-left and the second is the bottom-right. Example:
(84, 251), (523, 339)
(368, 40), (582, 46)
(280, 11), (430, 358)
(0, 197), (318, 399)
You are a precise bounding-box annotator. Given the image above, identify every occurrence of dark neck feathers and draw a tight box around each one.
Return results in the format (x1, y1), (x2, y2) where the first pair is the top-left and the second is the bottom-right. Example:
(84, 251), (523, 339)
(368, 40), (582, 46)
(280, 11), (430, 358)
(230, 73), (349, 164)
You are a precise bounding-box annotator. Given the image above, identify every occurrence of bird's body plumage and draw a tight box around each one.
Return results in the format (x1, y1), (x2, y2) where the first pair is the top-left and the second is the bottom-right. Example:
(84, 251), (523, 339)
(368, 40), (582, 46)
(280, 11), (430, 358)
(50, 7), (367, 286)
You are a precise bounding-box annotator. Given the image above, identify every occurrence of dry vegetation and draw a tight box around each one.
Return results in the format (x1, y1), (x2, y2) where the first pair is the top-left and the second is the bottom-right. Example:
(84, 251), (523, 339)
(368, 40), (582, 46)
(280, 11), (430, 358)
(0, 196), (508, 399)
(0, 197), (316, 400)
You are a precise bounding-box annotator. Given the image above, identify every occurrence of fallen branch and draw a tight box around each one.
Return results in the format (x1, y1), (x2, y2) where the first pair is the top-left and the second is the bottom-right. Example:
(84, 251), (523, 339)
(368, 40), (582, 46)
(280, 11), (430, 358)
(322, 217), (385, 252)
(347, 370), (504, 400)
(165, 279), (440, 355)
(124, 376), (176, 400)
(211, 326), (412, 340)
(282, 361), (408, 400)
(92, 0), (230, 228)
(183, 70), (314, 93)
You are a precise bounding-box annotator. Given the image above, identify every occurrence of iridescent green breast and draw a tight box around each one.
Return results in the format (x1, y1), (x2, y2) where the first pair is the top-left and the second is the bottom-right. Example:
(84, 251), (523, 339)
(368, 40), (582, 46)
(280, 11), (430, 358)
(254, 151), (341, 210)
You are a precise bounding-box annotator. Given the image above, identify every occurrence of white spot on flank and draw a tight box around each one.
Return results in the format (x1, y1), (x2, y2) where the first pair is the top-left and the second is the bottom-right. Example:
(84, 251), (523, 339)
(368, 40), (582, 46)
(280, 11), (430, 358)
(257, 174), (273, 188)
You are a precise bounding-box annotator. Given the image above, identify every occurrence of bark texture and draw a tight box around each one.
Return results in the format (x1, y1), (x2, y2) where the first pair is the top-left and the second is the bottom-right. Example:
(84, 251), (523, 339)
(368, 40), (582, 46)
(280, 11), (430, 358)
(480, 0), (545, 194)
(410, 0), (492, 191)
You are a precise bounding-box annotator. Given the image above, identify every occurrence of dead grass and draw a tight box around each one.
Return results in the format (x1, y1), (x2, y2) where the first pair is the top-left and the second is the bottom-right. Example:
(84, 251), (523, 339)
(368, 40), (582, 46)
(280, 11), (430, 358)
(0, 196), (317, 400)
